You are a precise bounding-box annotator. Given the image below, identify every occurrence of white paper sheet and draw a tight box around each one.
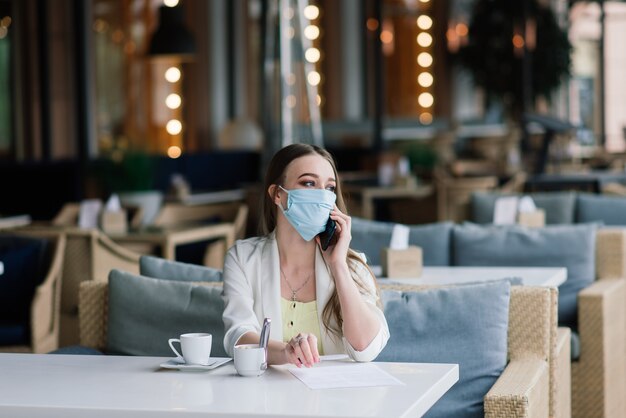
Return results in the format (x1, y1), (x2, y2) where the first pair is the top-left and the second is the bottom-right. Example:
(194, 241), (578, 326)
(518, 195), (537, 213)
(389, 224), (410, 249)
(289, 363), (405, 390)
(78, 199), (103, 229)
(493, 196), (518, 225)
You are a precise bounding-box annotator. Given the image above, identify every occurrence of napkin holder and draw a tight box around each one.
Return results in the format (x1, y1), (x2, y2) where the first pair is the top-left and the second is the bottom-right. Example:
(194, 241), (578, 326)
(100, 209), (128, 235)
(517, 209), (545, 228)
(380, 246), (423, 278)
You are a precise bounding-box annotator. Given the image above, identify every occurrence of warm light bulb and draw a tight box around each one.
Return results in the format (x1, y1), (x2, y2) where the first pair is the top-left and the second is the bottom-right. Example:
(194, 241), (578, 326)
(166, 119), (183, 135)
(380, 30), (393, 44)
(165, 94), (182, 109)
(316, 94), (322, 106)
(285, 6), (294, 20)
(417, 72), (433, 87)
(165, 67), (181, 83)
(305, 47), (321, 63)
(163, 0), (179, 7)
(307, 71), (321, 86)
(417, 15), (432, 30)
(285, 95), (296, 108)
(417, 32), (433, 47)
(304, 25), (320, 40)
(418, 93), (434, 108)
(417, 52), (433, 67)
(366, 18), (379, 31)
(303, 5), (319, 20)
(420, 113), (433, 124)
(167, 146), (182, 158)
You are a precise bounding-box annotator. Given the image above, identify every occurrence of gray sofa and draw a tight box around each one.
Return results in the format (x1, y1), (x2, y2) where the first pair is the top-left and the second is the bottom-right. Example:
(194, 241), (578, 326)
(351, 217), (626, 418)
(77, 255), (556, 418)
(470, 191), (626, 226)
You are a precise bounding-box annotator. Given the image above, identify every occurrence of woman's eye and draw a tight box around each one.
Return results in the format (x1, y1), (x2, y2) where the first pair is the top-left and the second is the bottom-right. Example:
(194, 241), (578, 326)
(301, 180), (315, 187)
(326, 185), (336, 192)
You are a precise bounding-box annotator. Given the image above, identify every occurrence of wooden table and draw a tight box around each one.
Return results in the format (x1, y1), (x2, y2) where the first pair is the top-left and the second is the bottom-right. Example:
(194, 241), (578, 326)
(109, 222), (237, 260)
(0, 353), (459, 418)
(373, 266), (567, 287)
(343, 183), (434, 220)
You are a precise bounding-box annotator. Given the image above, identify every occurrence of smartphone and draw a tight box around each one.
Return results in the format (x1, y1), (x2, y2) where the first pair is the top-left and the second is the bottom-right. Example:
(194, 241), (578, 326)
(319, 218), (337, 251)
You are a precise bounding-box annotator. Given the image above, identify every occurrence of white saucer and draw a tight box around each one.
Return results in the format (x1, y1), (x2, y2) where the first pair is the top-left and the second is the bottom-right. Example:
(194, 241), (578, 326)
(160, 357), (232, 372)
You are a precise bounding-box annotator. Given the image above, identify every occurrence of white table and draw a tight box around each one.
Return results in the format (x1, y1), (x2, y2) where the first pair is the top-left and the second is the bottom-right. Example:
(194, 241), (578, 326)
(0, 353), (459, 418)
(373, 266), (567, 287)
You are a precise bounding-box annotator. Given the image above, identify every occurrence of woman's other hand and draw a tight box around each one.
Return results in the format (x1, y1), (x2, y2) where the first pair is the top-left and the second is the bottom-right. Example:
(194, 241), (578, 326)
(284, 333), (320, 367)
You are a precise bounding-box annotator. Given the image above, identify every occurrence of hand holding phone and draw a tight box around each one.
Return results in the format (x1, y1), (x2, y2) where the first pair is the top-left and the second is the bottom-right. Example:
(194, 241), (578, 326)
(318, 217), (337, 251)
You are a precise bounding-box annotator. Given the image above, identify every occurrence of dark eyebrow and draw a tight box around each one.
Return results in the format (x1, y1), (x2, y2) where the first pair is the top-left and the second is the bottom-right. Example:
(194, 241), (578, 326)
(297, 173), (336, 182)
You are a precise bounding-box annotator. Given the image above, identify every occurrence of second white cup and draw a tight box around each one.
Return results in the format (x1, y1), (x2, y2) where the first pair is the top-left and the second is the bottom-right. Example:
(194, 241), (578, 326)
(168, 333), (212, 365)
(233, 343), (266, 377)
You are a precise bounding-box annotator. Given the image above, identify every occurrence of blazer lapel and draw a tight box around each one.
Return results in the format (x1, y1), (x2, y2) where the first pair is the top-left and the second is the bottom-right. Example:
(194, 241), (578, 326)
(260, 232), (283, 341)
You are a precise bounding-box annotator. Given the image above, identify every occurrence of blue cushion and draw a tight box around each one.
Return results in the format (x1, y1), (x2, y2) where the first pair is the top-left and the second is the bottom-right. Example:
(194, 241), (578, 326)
(0, 235), (50, 322)
(576, 193), (626, 225)
(48, 345), (104, 355)
(107, 269), (227, 357)
(378, 280), (511, 418)
(452, 223), (597, 329)
(139, 255), (223, 282)
(351, 218), (453, 266)
(0, 323), (29, 346)
(471, 191), (577, 224)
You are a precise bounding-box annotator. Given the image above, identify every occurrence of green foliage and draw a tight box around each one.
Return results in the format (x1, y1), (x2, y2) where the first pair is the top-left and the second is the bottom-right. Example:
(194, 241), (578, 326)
(397, 142), (438, 171)
(91, 151), (156, 193)
(457, 0), (572, 115)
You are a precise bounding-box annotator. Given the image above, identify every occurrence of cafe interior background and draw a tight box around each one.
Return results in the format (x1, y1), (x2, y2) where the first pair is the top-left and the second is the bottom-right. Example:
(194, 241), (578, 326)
(0, 0), (625, 228)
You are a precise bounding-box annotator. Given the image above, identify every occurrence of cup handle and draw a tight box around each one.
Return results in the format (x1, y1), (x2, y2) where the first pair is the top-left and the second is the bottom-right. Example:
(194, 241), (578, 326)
(168, 338), (182, 358)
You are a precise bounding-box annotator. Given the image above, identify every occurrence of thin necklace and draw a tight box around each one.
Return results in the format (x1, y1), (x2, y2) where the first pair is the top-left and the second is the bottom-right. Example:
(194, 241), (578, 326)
(280, 267), (313, 302)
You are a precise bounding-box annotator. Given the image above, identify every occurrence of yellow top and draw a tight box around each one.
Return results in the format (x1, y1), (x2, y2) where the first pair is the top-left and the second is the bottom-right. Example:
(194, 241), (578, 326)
(280, 298), (324, 355)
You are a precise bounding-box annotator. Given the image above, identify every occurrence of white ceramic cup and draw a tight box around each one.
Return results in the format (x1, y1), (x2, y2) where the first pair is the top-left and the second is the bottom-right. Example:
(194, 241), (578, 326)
(233, 343), (266, 377)
(168, 333), (212, 365)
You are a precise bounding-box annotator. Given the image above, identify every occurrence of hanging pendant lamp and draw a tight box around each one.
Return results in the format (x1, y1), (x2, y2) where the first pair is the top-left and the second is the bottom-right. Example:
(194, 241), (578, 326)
(148, 4), (196, 59)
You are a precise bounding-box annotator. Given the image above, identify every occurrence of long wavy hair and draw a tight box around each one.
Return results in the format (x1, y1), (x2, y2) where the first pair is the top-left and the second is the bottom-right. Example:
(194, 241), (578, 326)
(260, 144), (381, 338)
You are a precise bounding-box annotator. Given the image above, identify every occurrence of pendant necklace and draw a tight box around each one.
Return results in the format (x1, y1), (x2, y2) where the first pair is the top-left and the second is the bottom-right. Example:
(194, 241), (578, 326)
(280, 267), (313, 302)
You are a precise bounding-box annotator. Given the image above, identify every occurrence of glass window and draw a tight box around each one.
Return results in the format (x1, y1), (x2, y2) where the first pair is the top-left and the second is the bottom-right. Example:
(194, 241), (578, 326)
(0, 0), (13, 156)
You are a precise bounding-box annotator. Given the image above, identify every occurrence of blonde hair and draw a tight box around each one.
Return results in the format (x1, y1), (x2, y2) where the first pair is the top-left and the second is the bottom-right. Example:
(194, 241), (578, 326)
(260, 144), (381, 338)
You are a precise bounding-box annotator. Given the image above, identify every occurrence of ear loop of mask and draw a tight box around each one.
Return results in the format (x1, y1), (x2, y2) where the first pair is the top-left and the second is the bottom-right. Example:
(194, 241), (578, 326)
(277, 185), (289, 211)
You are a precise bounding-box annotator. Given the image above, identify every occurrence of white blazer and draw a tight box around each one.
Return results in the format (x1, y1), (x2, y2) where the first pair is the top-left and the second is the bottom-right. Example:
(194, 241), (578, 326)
(222, 233), (389, 362)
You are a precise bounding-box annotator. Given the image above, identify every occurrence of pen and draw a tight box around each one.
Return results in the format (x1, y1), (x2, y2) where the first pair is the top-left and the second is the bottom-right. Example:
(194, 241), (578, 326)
(259, 318), (271, 369)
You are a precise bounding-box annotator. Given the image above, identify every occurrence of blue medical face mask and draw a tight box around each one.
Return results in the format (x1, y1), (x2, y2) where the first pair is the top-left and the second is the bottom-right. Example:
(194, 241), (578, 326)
(278, 185), (337, 241)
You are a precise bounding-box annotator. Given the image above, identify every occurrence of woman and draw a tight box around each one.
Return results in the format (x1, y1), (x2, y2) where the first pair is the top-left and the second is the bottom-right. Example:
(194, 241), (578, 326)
(222, 144), (389, 367)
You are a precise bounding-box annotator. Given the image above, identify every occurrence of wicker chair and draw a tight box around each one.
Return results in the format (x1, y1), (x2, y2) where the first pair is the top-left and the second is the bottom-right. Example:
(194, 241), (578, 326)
(52, 202), (144, 229)
(434, 166), (499, 222)
(0, 232), (66, 354)
(569, 228), (626, 418)
(19, 226), (141, 347)
(151, 201), (249, 269)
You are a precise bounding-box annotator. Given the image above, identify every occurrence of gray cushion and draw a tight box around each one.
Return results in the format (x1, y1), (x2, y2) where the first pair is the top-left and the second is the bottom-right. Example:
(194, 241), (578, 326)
(351, 218), (453, 266)
(139, 255), (223, 282)
(107, 269), (227, 357)
(452, 222), (597, 329)
(378, 280), (511, 418)
(576, 193), (626, 226)
(471, 191), (577, 224)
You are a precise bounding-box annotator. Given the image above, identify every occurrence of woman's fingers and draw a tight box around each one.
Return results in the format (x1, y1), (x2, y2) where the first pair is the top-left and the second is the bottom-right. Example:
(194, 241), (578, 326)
(289, 334), (319, 367)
